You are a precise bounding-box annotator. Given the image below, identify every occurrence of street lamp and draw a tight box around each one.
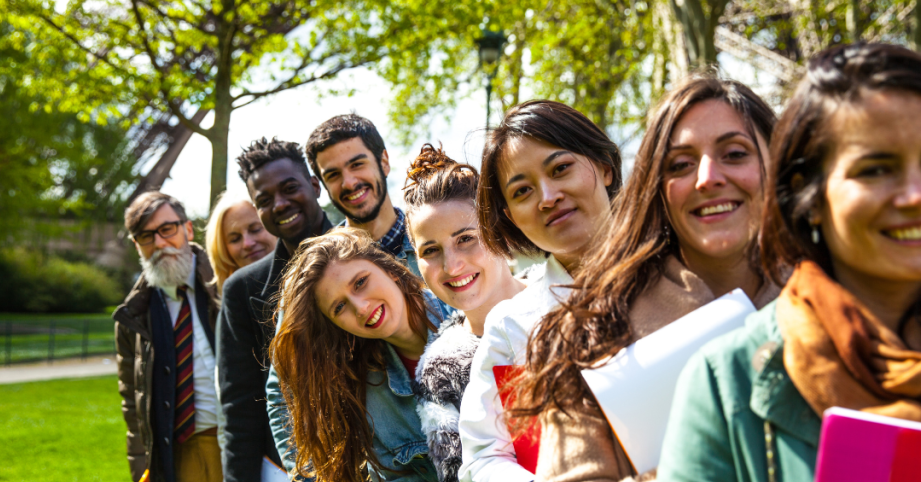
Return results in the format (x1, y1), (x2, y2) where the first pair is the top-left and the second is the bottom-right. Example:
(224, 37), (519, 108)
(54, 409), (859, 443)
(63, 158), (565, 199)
(476, 29), (507, 129)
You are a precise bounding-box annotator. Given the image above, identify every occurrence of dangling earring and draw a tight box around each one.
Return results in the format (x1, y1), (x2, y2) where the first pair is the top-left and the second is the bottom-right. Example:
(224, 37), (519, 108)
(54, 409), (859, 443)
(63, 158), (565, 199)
(811, 225), (820, 244)
(348, 334), (356, 360)
(663, 223), (672, 245)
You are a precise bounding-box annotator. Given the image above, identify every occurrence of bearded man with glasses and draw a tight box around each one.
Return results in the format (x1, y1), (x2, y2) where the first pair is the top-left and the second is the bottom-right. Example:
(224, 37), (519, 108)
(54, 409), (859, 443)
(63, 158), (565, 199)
(114, 191), (223, 482)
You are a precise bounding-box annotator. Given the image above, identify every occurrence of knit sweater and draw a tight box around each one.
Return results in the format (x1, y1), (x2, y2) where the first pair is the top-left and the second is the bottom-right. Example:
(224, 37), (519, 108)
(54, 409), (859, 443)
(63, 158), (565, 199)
(413, 312), (479, 482)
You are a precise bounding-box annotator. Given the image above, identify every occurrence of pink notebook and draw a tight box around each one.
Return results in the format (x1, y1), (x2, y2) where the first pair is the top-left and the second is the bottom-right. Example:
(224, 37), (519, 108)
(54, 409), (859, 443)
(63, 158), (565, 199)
(816, 406), (921, 482)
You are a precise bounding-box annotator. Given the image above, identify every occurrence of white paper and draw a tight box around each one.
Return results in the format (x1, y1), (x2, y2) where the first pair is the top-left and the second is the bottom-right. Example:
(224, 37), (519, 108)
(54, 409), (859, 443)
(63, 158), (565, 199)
(262, 456), (289, 482)
(581, 288), (756, 474)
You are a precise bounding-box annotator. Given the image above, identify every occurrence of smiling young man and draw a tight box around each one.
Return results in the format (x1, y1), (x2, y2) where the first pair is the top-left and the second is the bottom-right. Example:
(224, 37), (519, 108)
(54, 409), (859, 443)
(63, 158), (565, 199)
(304, 114), (419, 275)
(216, 137), (333, 482)
(114, 192), (223, 482)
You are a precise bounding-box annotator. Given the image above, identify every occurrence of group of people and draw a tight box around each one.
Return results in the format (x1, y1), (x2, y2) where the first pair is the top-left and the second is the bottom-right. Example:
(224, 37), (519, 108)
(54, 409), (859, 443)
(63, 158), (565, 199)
(114, 41), (921, 482)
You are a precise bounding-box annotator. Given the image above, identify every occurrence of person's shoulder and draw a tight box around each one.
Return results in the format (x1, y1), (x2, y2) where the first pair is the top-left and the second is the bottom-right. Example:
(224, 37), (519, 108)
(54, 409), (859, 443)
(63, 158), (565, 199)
(692, 300), (779, 384)
(223, 251), (274, 294)
(482, 267), (548, 329)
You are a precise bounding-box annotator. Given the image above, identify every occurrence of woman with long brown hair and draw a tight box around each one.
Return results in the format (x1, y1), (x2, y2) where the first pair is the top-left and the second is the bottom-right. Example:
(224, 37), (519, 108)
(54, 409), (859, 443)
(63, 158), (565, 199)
(507, 76), (781, 481)
(403, 144), (527, 482)
(459, 100), (622, 482)
(269, 227), (452, 482)
(659, 43), (921, 482)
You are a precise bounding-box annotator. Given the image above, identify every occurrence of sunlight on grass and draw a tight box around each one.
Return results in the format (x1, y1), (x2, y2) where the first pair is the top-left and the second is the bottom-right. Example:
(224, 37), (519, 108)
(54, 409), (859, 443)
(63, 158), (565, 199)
(0, 376), (127, 481)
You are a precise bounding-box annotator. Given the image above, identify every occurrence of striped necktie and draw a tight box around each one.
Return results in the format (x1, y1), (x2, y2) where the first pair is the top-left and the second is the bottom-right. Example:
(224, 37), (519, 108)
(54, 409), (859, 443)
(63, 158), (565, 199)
(174, 285), (195, 444)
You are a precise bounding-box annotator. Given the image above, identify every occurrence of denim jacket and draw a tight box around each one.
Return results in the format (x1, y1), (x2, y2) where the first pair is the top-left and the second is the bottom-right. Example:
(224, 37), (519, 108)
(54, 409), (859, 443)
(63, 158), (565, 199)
(267, 291), (454, 481)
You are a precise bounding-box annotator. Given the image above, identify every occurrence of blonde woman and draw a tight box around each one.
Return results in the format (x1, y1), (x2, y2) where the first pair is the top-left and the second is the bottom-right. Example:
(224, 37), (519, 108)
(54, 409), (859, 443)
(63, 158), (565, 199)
(205, 191), (277, 294)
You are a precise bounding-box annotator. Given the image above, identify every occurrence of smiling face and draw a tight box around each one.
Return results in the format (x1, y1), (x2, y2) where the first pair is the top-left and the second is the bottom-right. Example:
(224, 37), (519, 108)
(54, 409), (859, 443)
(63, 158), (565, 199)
(663, 100), (767, 266)
(134, 204), (194, 261)
(410, 200), (513, 314)
(315, 137), (391, 224)
(314, 258), (412, 343)
(222, 201), (277, 269)
(499, 137), (614, 271)
(820, 90), (921, 288)
(246, 157), (324, 248)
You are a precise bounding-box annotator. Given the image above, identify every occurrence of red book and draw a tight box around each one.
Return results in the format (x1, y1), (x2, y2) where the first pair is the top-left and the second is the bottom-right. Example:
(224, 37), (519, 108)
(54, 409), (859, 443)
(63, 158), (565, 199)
(816, 406), (921, 482)
(493, 365), (541, 473)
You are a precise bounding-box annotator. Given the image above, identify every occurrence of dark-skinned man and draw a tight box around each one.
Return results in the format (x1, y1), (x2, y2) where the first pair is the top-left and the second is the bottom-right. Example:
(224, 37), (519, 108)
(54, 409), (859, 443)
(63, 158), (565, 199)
(217, 137), (333, 482)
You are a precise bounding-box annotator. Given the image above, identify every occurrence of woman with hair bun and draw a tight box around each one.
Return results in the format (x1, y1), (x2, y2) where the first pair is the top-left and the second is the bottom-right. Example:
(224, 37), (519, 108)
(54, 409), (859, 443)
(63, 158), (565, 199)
(659, 43), (921, 481)
(403, 144), (527, 482)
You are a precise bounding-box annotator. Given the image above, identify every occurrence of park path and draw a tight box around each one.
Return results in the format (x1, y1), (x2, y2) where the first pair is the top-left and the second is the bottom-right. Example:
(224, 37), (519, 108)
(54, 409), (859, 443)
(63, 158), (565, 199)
(0, 355), (118, 385)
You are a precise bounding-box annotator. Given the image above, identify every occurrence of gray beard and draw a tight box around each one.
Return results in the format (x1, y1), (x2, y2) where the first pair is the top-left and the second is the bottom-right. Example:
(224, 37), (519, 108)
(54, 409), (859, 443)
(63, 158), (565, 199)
(140, 244), (194, 290)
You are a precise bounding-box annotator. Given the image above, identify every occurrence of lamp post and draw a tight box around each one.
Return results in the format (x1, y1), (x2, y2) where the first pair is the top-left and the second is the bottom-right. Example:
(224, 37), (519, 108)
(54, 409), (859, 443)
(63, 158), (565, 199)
(476, 29), (507, 129)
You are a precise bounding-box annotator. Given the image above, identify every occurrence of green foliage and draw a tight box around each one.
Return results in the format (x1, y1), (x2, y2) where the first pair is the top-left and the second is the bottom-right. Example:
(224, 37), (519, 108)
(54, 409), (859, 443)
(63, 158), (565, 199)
(0, 25), (137, 241)
(0, 376), (126, 481)
(322, 200), (347, 226)
(378, 0), (659, 143)
(5, 0), (447, 208)
(0, 248), (123, 313)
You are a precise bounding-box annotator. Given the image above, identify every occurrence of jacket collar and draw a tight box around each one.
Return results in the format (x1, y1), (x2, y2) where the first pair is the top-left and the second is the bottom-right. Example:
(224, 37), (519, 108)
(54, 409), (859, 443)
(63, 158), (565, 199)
(259, 213), (335, 301)
(749, 302), (822, 447)
(113, 243), (216, 340)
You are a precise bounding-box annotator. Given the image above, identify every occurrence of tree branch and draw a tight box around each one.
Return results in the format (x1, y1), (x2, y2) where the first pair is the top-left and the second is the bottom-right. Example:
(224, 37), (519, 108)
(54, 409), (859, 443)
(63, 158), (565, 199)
(30, 9), (132, 76)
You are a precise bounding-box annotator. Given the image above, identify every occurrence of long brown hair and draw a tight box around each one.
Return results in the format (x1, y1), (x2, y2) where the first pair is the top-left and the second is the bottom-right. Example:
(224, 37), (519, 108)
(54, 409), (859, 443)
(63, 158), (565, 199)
(507, 76), (776, 423)
(270, 227), (436, 481)
(762, 43), (921, 284)
(476, 100), (623, 258)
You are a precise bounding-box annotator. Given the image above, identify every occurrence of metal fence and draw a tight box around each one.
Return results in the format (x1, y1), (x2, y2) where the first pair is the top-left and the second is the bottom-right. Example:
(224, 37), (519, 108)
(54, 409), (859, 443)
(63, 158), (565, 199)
(2, 317), (116, 365)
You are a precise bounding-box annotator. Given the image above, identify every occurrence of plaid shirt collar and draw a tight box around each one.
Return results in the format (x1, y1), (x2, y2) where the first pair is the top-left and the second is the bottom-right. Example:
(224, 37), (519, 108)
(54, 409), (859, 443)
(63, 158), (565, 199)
(341, 207), (406, 257)
(377, 207), (406, 257)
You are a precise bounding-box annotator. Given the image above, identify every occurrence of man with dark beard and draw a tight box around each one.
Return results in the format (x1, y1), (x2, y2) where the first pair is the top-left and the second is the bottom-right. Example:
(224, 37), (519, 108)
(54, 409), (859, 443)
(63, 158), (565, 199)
(218, 137), (333, 482)
(114, 192), (222, 482)
(262, 117), (426, 477)
(304, 114), (419, 274)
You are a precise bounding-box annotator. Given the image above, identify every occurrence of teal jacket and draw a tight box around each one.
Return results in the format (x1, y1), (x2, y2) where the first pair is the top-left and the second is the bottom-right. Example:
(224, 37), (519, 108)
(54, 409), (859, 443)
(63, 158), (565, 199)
(658, 301), (821, 482)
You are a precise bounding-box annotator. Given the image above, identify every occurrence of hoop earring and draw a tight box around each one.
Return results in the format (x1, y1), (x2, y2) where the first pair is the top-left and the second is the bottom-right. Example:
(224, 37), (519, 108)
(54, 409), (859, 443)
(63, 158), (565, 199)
(811, 225), (820, 244)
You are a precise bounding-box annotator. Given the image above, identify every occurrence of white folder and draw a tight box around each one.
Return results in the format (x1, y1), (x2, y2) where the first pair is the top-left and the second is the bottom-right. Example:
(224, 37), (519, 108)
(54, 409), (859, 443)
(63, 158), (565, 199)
(581, 288), (756, 474)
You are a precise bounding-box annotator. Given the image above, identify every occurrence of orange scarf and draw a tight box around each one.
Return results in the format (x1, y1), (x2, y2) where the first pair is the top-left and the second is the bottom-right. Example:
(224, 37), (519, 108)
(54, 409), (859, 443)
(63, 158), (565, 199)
(777, 261), (921, 421)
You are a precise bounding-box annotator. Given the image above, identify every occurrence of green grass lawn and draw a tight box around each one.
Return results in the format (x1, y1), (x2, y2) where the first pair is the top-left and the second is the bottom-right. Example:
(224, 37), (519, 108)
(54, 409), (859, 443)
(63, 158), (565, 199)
(0, 375), (128, 481)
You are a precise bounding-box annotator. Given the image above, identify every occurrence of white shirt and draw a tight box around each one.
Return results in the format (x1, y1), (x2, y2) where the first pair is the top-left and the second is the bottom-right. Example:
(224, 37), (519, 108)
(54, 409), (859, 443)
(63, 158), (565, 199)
(161, 254), (218, 432)
(458, 255), (572, 482)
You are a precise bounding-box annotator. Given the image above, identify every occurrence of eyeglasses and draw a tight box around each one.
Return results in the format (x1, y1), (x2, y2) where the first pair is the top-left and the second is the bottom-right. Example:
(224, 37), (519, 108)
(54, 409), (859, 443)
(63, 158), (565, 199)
(132, 221), (183, 246)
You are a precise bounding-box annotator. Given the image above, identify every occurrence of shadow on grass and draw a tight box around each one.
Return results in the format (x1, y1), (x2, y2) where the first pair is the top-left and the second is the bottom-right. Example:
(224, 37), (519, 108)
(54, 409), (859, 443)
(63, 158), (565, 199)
(0, 375), (127, 481)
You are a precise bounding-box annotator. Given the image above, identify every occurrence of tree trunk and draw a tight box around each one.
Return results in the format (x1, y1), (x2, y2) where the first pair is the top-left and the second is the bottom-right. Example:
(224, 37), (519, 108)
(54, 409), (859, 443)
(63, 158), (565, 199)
(847, 0), (861, 41)
(670, 0), (729, 69)
(208, 1), (236, 212)
(915, 0), (921, 51)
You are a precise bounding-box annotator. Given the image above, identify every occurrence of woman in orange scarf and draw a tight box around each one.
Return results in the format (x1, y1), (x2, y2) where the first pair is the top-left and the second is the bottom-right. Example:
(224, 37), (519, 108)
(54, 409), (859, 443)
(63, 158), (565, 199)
(659, 42), (921, 482)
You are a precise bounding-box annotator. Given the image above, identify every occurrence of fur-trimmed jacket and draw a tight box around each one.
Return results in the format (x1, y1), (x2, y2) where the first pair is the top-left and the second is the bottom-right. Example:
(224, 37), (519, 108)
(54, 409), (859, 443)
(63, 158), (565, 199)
(413, 312), (479, 482)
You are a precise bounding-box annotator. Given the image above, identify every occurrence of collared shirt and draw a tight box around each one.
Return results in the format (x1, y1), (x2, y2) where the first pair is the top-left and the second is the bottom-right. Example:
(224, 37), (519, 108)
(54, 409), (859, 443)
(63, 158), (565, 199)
(342, 207), (407, 258)
(161, 254), (218, 432)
